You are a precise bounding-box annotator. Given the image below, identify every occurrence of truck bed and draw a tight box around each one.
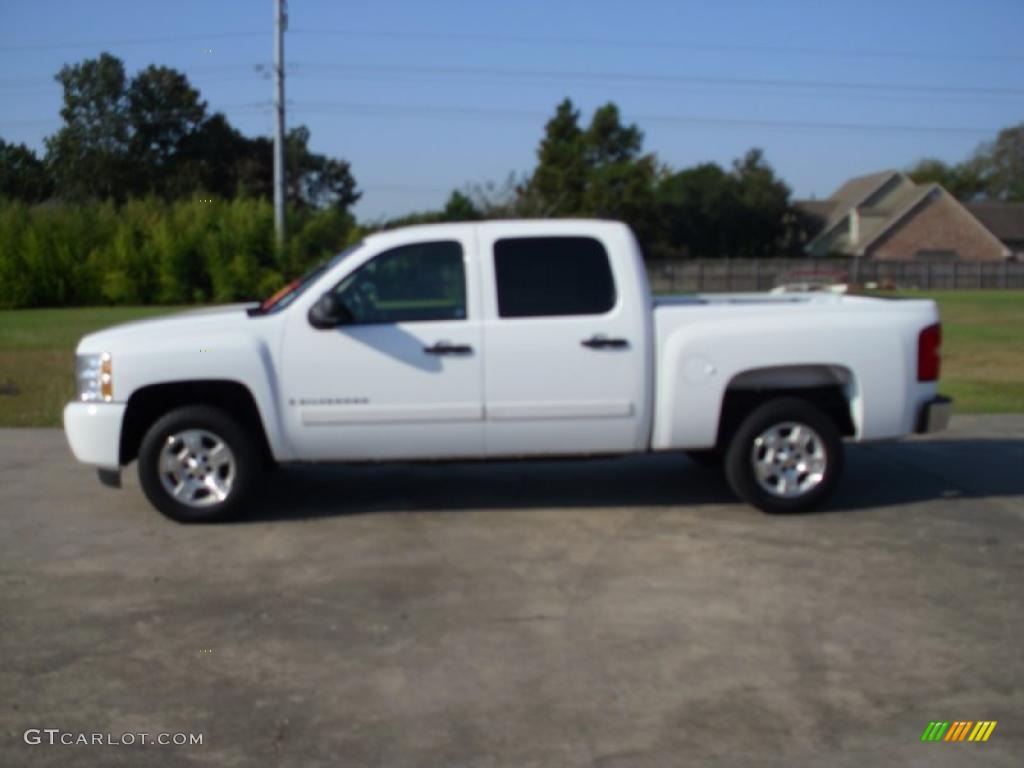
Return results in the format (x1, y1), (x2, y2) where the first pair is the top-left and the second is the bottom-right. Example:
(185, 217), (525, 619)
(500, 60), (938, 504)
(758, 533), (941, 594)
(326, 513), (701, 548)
(648, 291), (941, 449)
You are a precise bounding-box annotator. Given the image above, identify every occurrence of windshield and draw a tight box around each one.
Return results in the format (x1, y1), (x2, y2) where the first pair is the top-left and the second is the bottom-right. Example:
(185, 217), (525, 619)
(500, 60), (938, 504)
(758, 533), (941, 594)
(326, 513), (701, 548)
(255, 242), (363, 314)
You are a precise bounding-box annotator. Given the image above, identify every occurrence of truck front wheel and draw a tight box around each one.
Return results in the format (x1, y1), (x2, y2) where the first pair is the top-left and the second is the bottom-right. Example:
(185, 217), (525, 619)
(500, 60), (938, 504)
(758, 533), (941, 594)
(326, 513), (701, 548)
(724, 398), (843, 514)
(137, 405), (260, 523)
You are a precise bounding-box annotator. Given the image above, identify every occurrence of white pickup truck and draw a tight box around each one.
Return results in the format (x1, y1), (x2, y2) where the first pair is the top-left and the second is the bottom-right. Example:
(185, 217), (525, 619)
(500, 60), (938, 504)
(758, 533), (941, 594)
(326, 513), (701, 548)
(64, 220), (951, 522)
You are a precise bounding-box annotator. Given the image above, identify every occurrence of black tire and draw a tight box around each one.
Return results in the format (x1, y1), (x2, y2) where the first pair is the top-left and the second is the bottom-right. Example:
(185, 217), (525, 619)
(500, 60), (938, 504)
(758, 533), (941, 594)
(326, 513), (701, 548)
(685, 449), (722, 469)
(137, 405), (261, 523)
(724, 397), (843, 514)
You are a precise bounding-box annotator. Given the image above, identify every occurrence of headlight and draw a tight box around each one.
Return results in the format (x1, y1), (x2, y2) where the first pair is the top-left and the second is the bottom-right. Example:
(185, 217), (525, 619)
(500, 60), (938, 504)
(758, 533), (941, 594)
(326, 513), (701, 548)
(75, 353), (113, 402)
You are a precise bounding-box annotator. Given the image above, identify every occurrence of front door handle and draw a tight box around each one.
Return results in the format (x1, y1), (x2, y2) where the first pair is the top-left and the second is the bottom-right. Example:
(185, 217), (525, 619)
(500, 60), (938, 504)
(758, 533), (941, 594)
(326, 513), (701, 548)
(581, 335), (630, 350)
(424, 341), (474, 356)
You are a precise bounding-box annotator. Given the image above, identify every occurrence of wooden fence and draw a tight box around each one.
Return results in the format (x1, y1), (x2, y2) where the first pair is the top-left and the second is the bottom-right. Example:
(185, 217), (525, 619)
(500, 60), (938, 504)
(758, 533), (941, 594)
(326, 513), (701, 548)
(645, 258), (1024, 294)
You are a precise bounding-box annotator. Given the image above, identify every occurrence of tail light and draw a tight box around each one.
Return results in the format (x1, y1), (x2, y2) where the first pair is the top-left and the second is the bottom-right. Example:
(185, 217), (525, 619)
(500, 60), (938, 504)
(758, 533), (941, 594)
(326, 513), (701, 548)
(918, 323), (941, 381)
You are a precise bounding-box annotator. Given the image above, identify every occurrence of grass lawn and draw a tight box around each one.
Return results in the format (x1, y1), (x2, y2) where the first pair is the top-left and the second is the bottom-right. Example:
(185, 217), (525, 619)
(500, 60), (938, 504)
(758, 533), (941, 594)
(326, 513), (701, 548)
(895, 290), (1024, 414)
(0, 292), (1021, 427)
(0, 306), (184, 427)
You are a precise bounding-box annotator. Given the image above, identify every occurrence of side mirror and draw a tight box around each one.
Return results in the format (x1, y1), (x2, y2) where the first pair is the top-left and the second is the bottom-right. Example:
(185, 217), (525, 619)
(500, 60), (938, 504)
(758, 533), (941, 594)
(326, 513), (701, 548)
(308, 292), (353, 329)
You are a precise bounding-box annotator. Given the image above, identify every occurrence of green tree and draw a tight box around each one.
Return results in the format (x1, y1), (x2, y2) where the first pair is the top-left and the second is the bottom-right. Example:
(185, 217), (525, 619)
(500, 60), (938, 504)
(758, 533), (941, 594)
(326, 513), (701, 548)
(584, 103), (643, 166)
(580, 104), (658, 238)
(907, 122), (1024, 202)
(44, 52), (132, 201)
(730, 149), (791, 257)
(653, 150), (791, 259)
(126, 65), (207, 197)
(42, 53), (361, 212)
(520, 98), (656, 232)
(178, 113), (256, 199)
(440, 190), (482, 221)
(976, 122), (1024, 201)
(0, 201), (34, 306)
(0, 140), (54, 202)
(906, 157), (985, 200)
(0, 197), (362, 308)
(285, 126), (361, 212)
(287, 206), (358, 275)
(525, 98), (588, 215)
(656, 162), (736, 258)
(584, 157), (659, 236)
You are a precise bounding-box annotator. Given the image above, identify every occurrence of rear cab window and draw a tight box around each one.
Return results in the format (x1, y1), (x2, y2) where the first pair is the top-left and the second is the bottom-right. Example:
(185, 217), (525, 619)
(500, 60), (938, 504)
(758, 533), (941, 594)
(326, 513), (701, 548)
(493, 236), (616, 318)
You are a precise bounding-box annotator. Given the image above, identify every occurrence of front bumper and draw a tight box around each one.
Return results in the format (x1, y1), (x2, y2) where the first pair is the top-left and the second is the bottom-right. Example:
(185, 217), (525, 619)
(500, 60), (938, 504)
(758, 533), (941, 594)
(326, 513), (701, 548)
(916, 394), (953, 434)
(63, 401), (126, 469)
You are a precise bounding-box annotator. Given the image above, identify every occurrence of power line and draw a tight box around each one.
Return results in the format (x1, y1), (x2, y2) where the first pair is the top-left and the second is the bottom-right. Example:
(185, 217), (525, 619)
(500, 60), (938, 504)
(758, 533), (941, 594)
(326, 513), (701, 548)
(293, 62), (1024, 99)
(290, 27), (1024, 64)
(1, 97), (999, 139)
(287, 70), (1017, 109)
(0, 103), (271, 128)
(0, 32), (266, 54)
(0, 63), (263, 82)
(0, 77), (270, 97)
(0, 64), (288, 94)
(1, 25), (1013, 63)
(4, 61), (1013, 108)
(290, 100), (996, 137)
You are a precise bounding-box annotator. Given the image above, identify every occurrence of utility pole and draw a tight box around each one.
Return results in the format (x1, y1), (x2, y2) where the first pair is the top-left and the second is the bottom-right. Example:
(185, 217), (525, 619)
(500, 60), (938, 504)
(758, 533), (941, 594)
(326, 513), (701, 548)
(273, 0), (287, 246)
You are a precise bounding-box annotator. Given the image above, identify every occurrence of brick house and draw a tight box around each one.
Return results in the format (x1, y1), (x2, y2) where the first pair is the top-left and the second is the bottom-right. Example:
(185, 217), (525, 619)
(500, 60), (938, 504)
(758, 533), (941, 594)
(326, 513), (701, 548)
(795, 171), (1011, 261)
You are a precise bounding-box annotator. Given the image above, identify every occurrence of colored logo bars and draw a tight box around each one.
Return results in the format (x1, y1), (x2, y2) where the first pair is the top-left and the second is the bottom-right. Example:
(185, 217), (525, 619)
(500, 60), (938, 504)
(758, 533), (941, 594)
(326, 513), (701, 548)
(921, 721), (997, 742)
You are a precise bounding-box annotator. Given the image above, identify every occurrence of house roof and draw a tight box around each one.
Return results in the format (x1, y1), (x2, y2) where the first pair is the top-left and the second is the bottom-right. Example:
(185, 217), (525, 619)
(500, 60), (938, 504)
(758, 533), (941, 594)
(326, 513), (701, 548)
(799, 170), (907, 250)
(829, 170), (901, 207)
(855, 183), (940, 255)
(966, 202), (1024, 243)
(798, 171), (1016, 258)
(790, 169), (913, 253)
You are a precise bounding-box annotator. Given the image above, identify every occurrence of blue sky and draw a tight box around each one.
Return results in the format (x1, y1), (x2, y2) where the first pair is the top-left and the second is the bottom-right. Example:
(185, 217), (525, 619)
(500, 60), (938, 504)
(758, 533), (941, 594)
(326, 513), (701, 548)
(1, 0), (1022, 220)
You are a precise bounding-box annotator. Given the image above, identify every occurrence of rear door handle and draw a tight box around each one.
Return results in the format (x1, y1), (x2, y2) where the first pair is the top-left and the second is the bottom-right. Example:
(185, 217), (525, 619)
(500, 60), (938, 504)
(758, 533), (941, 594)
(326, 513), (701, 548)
(424, 341), (474, 355)
(581, 335), (630, 350)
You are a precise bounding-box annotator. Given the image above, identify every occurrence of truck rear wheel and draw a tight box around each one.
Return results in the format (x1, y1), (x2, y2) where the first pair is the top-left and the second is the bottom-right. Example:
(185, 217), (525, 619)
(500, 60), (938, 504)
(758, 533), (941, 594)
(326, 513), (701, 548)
(724, 398), (843, 514)
(137, 405), (260, 523)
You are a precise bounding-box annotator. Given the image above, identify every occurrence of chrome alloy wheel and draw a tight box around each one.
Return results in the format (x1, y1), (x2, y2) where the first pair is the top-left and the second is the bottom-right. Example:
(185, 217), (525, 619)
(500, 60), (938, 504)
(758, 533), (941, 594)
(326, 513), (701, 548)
(750, 421), (827, 499)
(158, 429), (235, 508)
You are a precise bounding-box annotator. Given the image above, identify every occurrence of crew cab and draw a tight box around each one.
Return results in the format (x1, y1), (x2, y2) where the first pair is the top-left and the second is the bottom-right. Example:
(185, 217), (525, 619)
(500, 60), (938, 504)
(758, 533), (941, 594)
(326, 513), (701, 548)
(63, 220), (951, 522)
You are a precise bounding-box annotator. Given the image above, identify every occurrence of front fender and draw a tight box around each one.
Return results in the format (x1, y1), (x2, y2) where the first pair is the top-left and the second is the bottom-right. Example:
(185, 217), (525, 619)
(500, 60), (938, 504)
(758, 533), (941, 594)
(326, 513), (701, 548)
(111, 333), (293, 461)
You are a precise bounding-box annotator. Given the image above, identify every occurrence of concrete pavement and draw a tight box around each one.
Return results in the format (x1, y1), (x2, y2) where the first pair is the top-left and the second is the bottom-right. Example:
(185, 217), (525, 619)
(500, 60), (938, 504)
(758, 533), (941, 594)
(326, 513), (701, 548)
(1, 416), (1022, 766)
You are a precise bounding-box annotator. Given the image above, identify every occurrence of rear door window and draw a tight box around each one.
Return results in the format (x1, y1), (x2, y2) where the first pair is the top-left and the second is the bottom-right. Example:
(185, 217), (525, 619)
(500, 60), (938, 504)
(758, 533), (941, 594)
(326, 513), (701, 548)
(493, 236), (616, 318)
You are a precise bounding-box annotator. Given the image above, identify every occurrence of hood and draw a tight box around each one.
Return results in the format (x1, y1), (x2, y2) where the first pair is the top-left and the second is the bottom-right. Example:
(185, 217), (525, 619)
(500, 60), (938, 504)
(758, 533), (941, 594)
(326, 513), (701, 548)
(76, 303), (259, 354)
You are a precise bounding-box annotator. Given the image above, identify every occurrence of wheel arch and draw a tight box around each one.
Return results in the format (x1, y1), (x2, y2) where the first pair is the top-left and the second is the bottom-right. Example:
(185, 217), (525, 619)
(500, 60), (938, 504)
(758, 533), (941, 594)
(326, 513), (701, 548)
(716, 364), (859, 449)
(120, 380), (274, 467)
